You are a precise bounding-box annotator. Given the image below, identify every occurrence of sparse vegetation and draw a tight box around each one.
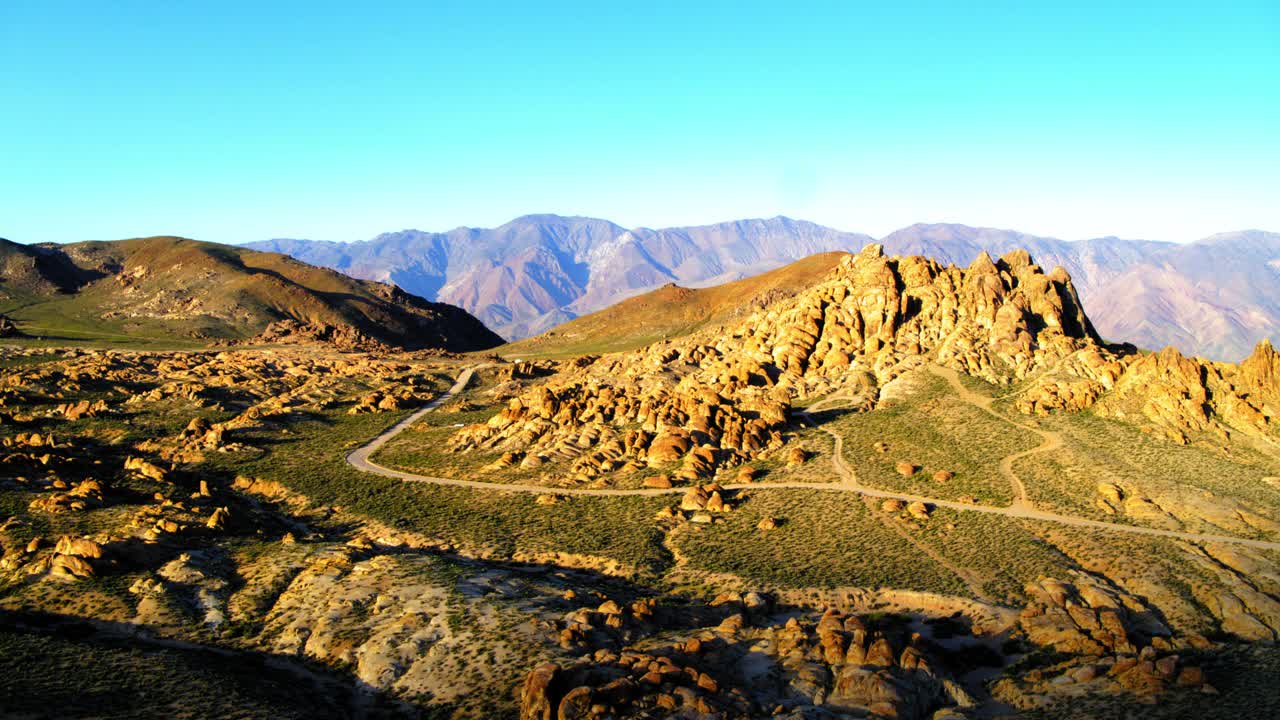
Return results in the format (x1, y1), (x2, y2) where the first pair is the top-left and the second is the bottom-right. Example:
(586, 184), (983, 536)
(825, 372), (1035, 505)
(670, 489), (968, 594)
(1015, 411), (1280, 539)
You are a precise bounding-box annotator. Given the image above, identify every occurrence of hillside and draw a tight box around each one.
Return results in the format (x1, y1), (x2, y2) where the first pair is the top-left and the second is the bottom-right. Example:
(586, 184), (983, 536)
(0, 236), (502, 351)
(1088, 230), (1280, 361)
(255, 216), (1280, 360)
(503, 251), (848, 357)
(506, 231), (1280, 363)
(390, 244), (1279, 716)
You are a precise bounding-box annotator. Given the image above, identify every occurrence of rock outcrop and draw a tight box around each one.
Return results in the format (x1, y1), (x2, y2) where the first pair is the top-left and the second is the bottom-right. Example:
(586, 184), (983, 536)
(1019, 340), (1280, 443)
(519, 601), (983, 720)
(449, 245), (1110, 483)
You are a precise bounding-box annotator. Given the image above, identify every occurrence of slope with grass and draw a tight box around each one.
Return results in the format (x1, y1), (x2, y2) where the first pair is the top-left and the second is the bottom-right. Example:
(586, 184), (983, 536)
(0, 236), (503, 350)
(501, 251), (848, 358)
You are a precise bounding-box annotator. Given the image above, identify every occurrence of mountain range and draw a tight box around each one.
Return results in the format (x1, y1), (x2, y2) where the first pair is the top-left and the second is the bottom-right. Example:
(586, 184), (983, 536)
(250, 217), (1280, 361)
(251, 216), (873, 342)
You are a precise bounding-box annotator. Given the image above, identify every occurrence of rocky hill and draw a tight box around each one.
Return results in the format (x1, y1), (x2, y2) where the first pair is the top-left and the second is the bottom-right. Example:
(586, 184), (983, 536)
(0, 236), (503, 351)
(453, 245), (1278, 491)
(251, 216), (1279, 360)
(880, 225), (1280, 362)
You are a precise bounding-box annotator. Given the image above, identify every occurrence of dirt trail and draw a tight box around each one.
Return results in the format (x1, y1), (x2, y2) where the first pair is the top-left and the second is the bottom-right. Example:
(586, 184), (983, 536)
(863, 495), (996, 602)
(797, 396), (860, 488)
(927, 365), (1063, 509)
(346, 366), (1280, 552)
(798, 396), (993, 598)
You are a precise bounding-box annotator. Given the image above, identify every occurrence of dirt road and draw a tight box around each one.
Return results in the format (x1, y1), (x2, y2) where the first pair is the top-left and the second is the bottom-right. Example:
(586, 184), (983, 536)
(347, 366), (1280, 551)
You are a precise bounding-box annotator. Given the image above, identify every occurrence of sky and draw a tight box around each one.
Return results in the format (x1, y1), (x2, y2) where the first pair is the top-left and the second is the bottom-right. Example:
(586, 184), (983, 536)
(2, 1), (1277, 245)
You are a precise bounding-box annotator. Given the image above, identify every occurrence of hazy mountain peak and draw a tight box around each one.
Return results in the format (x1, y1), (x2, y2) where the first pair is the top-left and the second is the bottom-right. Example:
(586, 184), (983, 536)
(1193, 229), (1280, 247)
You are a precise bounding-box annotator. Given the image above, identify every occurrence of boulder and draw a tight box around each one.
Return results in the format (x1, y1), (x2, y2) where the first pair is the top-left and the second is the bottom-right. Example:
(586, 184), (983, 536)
(520, 662), (560, 720)
(51, 554), (95, 578)
(787, 446), (809, 466)
(124, 456), (168, 482)
(643, 475), (673, 489)
(54, 536), (103, 559)
(206, 507), (230, 530)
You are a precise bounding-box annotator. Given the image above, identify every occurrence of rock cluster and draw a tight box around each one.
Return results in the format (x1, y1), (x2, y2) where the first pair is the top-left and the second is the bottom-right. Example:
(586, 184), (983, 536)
(522, 597), (984, 720)
(653, 484), (741, 525)
(249, 319), (392, 353)
(1020, 576), (1172, 656)
(724, 245), (1097, 392)
(0, 347), (453, 462)
(0, 346), (457, 590)
(450, 357), (790, 486)
(55, 398), (109, 420)
(1019, 341), (1280, 443)
(993, 575), (1212, 708)
(458, 245), (1278, 496)
(451, 244), (1109, 484)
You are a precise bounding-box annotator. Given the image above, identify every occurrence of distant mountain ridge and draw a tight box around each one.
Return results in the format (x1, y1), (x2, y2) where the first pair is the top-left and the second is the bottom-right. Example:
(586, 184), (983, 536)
(250, 216), (872, 341)
(248, 217), (1279, 360)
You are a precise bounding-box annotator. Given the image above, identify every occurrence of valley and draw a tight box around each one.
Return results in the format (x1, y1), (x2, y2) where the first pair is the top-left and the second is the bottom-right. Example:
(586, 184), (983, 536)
(2, 243), (1279, 719)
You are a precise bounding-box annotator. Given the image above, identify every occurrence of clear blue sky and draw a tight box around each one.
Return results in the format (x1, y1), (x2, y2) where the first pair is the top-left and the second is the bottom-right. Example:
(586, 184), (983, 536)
(2, 1), (1277, 244)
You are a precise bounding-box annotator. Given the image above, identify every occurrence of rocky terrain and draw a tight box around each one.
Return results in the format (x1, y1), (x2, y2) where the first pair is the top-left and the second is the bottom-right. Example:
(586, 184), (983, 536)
(451, 246), (1277, 493)
(0, 235), (503, 351)
(2, 244), (1279, 719)
(250, 216), (1279, 360)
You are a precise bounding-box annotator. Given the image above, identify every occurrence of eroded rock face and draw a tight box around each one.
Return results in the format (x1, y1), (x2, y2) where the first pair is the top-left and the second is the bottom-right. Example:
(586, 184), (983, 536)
(1017, 339), (1280, 443)
(1020, 575), (1169, 656)
(449, 245), (1107, 485)
(1180, 545), (1280, 642)
(724, 245), (1098, 391)
(1235, 339), (1280, 423)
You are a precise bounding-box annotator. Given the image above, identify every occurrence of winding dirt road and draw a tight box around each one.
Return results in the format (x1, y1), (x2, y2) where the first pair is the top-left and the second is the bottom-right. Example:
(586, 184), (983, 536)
(347, 366), (1280, 551)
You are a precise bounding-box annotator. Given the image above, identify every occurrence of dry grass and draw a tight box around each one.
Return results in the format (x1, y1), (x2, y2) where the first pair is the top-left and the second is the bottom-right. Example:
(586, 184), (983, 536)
(823, 372), (1036, 505)
(503, 252), (848, 359)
